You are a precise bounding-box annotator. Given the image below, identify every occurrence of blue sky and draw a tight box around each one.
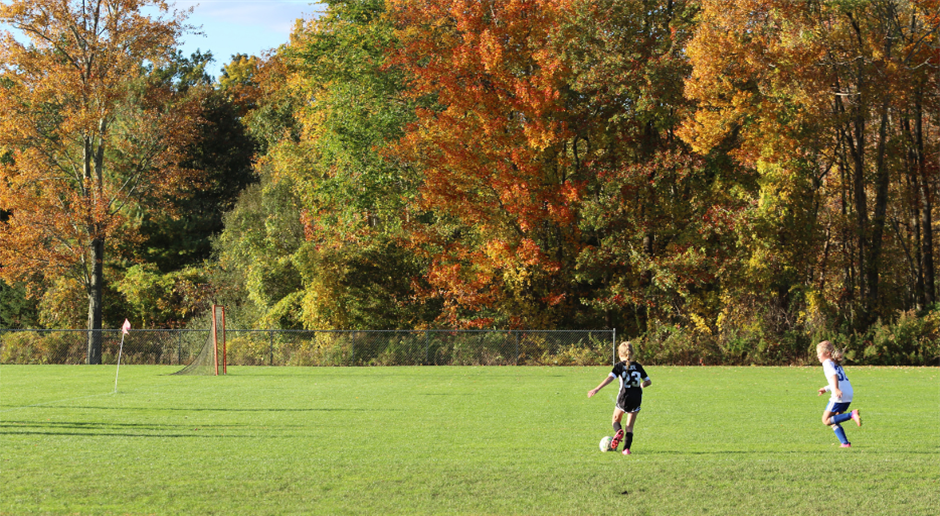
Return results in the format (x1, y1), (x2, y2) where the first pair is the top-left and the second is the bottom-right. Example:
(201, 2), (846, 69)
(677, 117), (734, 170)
(171, 0), (324, 79)
(1, 1), (323, 80)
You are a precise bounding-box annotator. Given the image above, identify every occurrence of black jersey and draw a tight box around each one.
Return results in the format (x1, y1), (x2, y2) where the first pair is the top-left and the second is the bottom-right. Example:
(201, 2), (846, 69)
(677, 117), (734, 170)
(610, 361), (650, 413)
(611, 361), (649, 392)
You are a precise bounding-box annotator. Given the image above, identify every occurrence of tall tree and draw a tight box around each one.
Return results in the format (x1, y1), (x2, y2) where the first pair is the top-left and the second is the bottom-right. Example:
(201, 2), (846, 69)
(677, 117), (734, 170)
(137, 50), (259, 272)
(0, 0), (197, 362)
(681, 0), (940, 329)
(562, 0), (746, 335)
(286, 0), (431, 329)
(213, 1), (434, 330)
(388, 0), (583, 328)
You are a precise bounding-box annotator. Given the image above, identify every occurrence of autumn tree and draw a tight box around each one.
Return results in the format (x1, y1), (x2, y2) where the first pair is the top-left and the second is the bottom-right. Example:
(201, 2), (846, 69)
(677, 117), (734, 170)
(0, 0), (198, 363)
(207, 50), (310, 330)
(553, 0), (754, 338)
(386, 0), (586, 328)
(681, 0), (940, 330)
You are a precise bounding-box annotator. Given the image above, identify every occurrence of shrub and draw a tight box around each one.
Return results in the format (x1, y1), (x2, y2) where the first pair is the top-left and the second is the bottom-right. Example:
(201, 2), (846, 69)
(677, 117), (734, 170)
(226, 335), (270, 366)
(0, 331), (85, 364)
(849, 310), (940, 366)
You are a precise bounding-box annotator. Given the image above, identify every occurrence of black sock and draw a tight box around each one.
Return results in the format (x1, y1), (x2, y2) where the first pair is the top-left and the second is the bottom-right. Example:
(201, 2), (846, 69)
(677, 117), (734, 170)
(625, 432), (634, 450)
(613, 422), (622, 434)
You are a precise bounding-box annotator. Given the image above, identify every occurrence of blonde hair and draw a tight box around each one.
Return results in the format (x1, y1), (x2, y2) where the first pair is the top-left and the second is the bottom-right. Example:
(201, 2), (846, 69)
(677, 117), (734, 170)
(618, 341), (635, 363)
(816, 340), (844, 364)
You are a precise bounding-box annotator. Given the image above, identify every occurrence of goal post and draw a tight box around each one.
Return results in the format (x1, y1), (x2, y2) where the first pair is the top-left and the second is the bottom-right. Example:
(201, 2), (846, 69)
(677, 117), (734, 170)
(174, 304), (227, 376)
(212, 304), (227, 375)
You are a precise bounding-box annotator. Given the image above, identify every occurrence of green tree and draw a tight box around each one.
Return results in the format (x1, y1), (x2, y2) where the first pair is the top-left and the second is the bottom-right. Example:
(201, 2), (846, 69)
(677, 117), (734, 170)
(214, 0), (433, 330)
(137, 51), (259, 272)
(0, 280), (39, 328)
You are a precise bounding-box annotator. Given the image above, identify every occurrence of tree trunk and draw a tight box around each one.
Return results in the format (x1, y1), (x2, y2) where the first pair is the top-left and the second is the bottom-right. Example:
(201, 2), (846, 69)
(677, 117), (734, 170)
(923, 182), (936, 305)
(903, 109), (926, 308)
(86, 235), (104, 364)
(914, 95), (936, 305)
(636, 231), (654, 334)
(84, 129), (107, 364)
(867, 97), (891, 320)
(851, 106), (869, 322)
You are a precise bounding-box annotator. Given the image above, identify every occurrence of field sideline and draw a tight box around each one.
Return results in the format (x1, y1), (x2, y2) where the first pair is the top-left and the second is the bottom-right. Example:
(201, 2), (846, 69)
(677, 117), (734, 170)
(1, 365), (937, 515)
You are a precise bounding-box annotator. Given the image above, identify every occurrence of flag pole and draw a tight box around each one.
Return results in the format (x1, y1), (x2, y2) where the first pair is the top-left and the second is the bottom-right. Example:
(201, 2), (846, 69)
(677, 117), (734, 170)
(114, 319), (131, 393)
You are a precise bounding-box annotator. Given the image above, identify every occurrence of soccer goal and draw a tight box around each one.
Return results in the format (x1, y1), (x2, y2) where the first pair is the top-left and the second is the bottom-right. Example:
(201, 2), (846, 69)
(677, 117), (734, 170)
(174, 305), (227, 375)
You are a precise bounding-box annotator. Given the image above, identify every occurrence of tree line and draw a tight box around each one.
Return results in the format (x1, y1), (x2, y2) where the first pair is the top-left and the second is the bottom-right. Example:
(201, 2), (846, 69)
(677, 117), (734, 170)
(1, 0), (938, 365)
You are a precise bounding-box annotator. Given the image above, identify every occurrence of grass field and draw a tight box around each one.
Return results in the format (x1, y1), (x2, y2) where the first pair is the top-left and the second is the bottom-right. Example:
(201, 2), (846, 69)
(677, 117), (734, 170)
(1, 365), (937, 515)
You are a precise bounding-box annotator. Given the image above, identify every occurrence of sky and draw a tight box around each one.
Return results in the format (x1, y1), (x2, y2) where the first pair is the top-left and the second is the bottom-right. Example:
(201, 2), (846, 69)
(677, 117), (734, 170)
(1, 1), (324, 80)
(170, 0), (324, 79)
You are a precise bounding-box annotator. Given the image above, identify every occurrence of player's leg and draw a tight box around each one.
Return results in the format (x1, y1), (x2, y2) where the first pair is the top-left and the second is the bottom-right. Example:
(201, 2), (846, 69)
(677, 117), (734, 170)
(823, 402), (852, 446)
(610, 408), (625, 450)
(621, 410), (638, 455)
(828, 405), (862, 428)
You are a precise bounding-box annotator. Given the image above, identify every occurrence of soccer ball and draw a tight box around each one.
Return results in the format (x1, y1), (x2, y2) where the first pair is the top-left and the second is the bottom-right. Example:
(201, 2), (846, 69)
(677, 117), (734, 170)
(599, 435), (613, 452)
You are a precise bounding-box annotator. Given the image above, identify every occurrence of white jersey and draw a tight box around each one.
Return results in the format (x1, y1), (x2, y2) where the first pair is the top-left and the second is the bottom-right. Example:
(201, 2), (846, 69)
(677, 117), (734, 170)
(822, 359), (853, 403)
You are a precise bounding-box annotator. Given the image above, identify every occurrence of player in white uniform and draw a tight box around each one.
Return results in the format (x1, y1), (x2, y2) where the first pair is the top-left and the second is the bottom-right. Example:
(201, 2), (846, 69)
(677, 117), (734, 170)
(816, 340), (862, 447)
(588, 341), (651, 455)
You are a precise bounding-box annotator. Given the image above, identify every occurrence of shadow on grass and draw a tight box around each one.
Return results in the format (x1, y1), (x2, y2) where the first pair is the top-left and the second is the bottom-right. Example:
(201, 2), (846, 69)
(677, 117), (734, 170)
(624, 449), (940, 456)
(0, 420), (326, 439)
(29, 405), (398, 413)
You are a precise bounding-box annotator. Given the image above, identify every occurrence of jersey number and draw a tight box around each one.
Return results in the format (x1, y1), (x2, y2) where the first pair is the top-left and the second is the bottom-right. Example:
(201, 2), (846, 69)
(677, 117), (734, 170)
(626, 371), (643, 387)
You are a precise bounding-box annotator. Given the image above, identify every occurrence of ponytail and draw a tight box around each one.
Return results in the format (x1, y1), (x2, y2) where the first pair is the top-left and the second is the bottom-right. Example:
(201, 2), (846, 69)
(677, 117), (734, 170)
(617, 341), (635, 363)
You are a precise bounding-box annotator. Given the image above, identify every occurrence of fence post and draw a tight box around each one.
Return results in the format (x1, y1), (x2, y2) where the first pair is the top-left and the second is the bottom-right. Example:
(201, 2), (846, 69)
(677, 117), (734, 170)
(178, 330), (182, 365)
(612, 328), (617, 365)
(515, 331), (519, 365)
(269, 331), (274, 366)
(425, 330), (429, 365)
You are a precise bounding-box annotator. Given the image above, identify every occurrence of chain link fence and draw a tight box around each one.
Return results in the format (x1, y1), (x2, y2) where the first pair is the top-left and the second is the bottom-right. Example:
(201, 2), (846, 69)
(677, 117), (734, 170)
(0, 329), (209, 365)
(0, 329), (617, 366)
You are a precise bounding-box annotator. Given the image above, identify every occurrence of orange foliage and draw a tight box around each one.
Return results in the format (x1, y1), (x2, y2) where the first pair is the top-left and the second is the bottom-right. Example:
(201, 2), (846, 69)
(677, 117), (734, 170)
(388, 0), (581, 327)
(0, 1), (199, 318)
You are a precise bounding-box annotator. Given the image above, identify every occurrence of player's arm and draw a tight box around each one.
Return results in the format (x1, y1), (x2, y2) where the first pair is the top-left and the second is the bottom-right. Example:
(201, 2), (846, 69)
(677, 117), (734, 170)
(588, 374), (615, 398)
(828, 373), (842, 399)
(818, 373), (841, 397)
(637, 365), (651, 388)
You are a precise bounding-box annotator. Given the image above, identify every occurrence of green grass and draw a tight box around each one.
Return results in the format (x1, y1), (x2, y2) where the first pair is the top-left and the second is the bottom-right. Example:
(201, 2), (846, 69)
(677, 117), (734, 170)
(1, 365), (937, 515)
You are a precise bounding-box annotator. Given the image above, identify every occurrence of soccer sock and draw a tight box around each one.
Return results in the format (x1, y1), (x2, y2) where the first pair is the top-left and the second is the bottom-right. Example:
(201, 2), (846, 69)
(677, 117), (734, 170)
(832, 424), (849, 444)
(624, 432), (634, 450)
(831, 412), (853, 425)
(613, 422), (622, 434)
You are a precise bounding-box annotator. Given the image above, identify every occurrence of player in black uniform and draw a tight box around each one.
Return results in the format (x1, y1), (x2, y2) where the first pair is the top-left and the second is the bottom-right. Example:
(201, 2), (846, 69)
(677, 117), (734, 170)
(588, 341), (651, 455)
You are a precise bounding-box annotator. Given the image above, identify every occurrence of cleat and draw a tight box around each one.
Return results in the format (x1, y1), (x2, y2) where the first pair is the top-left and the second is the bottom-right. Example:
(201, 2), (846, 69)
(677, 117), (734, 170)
(840, 443), (852, 448)
(850, 409), (862, 427)
(622, 448), (631, 455)
(610, 429), (625, 451)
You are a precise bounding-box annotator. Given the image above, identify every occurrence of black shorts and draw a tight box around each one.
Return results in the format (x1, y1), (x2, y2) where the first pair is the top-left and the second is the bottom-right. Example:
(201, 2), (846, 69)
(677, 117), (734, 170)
(616, 390), (642, 413)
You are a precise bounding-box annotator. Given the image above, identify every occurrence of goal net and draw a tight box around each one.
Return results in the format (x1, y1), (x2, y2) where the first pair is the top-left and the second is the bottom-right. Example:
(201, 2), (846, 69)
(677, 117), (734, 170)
(174, 305), (227, 375)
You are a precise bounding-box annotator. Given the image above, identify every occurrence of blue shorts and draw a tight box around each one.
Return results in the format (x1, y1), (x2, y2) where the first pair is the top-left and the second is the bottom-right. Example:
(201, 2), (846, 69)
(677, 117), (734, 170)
(825, 401), (852, 414)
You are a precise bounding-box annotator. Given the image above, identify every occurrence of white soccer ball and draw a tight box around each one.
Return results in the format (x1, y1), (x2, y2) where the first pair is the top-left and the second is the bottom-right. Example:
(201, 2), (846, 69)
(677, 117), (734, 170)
(599, 436), (613, 452)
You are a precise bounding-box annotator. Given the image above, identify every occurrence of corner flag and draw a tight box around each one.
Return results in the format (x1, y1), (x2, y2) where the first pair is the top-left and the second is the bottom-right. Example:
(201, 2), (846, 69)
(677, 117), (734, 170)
(115, 320), (131, 393)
